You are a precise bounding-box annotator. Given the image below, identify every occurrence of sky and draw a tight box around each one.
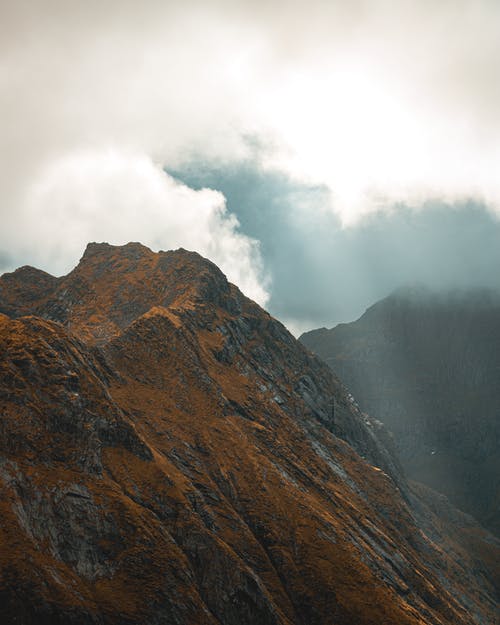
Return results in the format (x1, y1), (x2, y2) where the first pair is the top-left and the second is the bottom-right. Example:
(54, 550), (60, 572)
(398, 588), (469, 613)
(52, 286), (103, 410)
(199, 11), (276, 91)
(1, 0), (499, 334)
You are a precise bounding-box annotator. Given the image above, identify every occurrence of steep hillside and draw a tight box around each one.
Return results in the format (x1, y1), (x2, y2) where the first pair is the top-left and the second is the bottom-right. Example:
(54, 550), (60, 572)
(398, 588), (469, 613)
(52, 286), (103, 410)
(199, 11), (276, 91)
(0, 246), (498, 625)
(301, 286), (500, 535)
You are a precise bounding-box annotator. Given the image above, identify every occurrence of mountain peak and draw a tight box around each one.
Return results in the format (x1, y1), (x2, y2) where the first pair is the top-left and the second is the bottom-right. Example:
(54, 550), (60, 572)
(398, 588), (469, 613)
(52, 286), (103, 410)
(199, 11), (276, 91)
(81, 240), (154, 261)
(0, 242), (238, 344)
(81, 241), (212, 261)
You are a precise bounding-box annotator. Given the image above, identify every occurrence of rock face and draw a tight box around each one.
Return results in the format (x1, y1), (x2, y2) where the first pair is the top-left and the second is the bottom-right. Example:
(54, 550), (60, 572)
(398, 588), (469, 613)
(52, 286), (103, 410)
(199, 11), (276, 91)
(0, 246), (498, 625)
(300, 286), (500, 536)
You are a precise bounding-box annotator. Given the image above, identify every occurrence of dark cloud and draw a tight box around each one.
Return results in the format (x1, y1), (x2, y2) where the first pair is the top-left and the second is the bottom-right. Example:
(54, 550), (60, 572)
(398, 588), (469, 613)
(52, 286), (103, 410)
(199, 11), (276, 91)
(172, 160), (500, 333)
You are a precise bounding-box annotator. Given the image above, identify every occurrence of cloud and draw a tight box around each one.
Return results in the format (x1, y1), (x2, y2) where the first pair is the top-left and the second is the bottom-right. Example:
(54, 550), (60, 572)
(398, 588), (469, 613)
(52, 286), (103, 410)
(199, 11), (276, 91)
(1, 149), (269, 306)
(249, 0), (500, 223)
(1, 0), (499, 323)
(1, 1), (499, 222)
(173, 159), (500, 333)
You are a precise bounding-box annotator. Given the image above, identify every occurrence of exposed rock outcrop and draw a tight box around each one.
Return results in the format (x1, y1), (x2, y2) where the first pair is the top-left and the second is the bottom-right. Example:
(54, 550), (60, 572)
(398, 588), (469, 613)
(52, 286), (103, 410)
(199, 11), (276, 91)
(0, 246), (498, 624)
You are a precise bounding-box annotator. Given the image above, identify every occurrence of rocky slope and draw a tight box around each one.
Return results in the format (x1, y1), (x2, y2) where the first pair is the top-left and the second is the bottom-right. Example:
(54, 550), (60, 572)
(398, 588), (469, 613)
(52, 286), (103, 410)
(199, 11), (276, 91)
(300, 286), (500, 536)
(0, 245), (498, 625)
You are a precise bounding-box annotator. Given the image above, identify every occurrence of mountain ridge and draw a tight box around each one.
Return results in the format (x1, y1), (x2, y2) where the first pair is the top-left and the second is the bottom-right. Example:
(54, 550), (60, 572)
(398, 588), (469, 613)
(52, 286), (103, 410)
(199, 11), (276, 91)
(0, 244), (498, 624)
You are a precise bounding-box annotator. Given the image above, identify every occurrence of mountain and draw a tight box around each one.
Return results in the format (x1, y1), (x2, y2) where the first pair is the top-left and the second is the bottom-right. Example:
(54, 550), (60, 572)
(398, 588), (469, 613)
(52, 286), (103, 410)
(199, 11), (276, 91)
(300, 285), (500, 536)
(0, 245), (498, 625)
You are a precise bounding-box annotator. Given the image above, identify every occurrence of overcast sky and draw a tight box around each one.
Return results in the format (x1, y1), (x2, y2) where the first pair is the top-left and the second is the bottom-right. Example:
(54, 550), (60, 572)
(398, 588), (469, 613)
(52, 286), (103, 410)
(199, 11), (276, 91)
(1, 1), (499, 334)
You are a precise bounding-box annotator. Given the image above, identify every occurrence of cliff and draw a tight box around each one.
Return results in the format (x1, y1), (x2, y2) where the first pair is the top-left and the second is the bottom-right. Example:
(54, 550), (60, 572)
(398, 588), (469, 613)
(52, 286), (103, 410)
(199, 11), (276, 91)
(301, 286), (500, 536)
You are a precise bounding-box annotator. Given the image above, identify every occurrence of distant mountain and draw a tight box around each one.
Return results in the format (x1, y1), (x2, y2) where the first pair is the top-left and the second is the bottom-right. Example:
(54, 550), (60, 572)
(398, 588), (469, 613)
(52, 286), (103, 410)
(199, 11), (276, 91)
(0, 248), (498, 625)
(301, 285), (500, 535)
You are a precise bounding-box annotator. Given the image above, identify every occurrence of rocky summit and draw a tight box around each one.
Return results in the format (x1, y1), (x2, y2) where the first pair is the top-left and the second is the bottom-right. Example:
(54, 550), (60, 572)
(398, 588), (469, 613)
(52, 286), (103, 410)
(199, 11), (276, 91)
(0, 243), (498, 625)
(300, 286), (500, 537)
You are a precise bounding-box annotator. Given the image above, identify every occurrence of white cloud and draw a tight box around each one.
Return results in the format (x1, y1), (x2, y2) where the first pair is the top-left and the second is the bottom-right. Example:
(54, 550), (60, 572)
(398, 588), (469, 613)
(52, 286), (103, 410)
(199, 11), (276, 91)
(1, 0), (499, 275)
(2, 149), (269, 306)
